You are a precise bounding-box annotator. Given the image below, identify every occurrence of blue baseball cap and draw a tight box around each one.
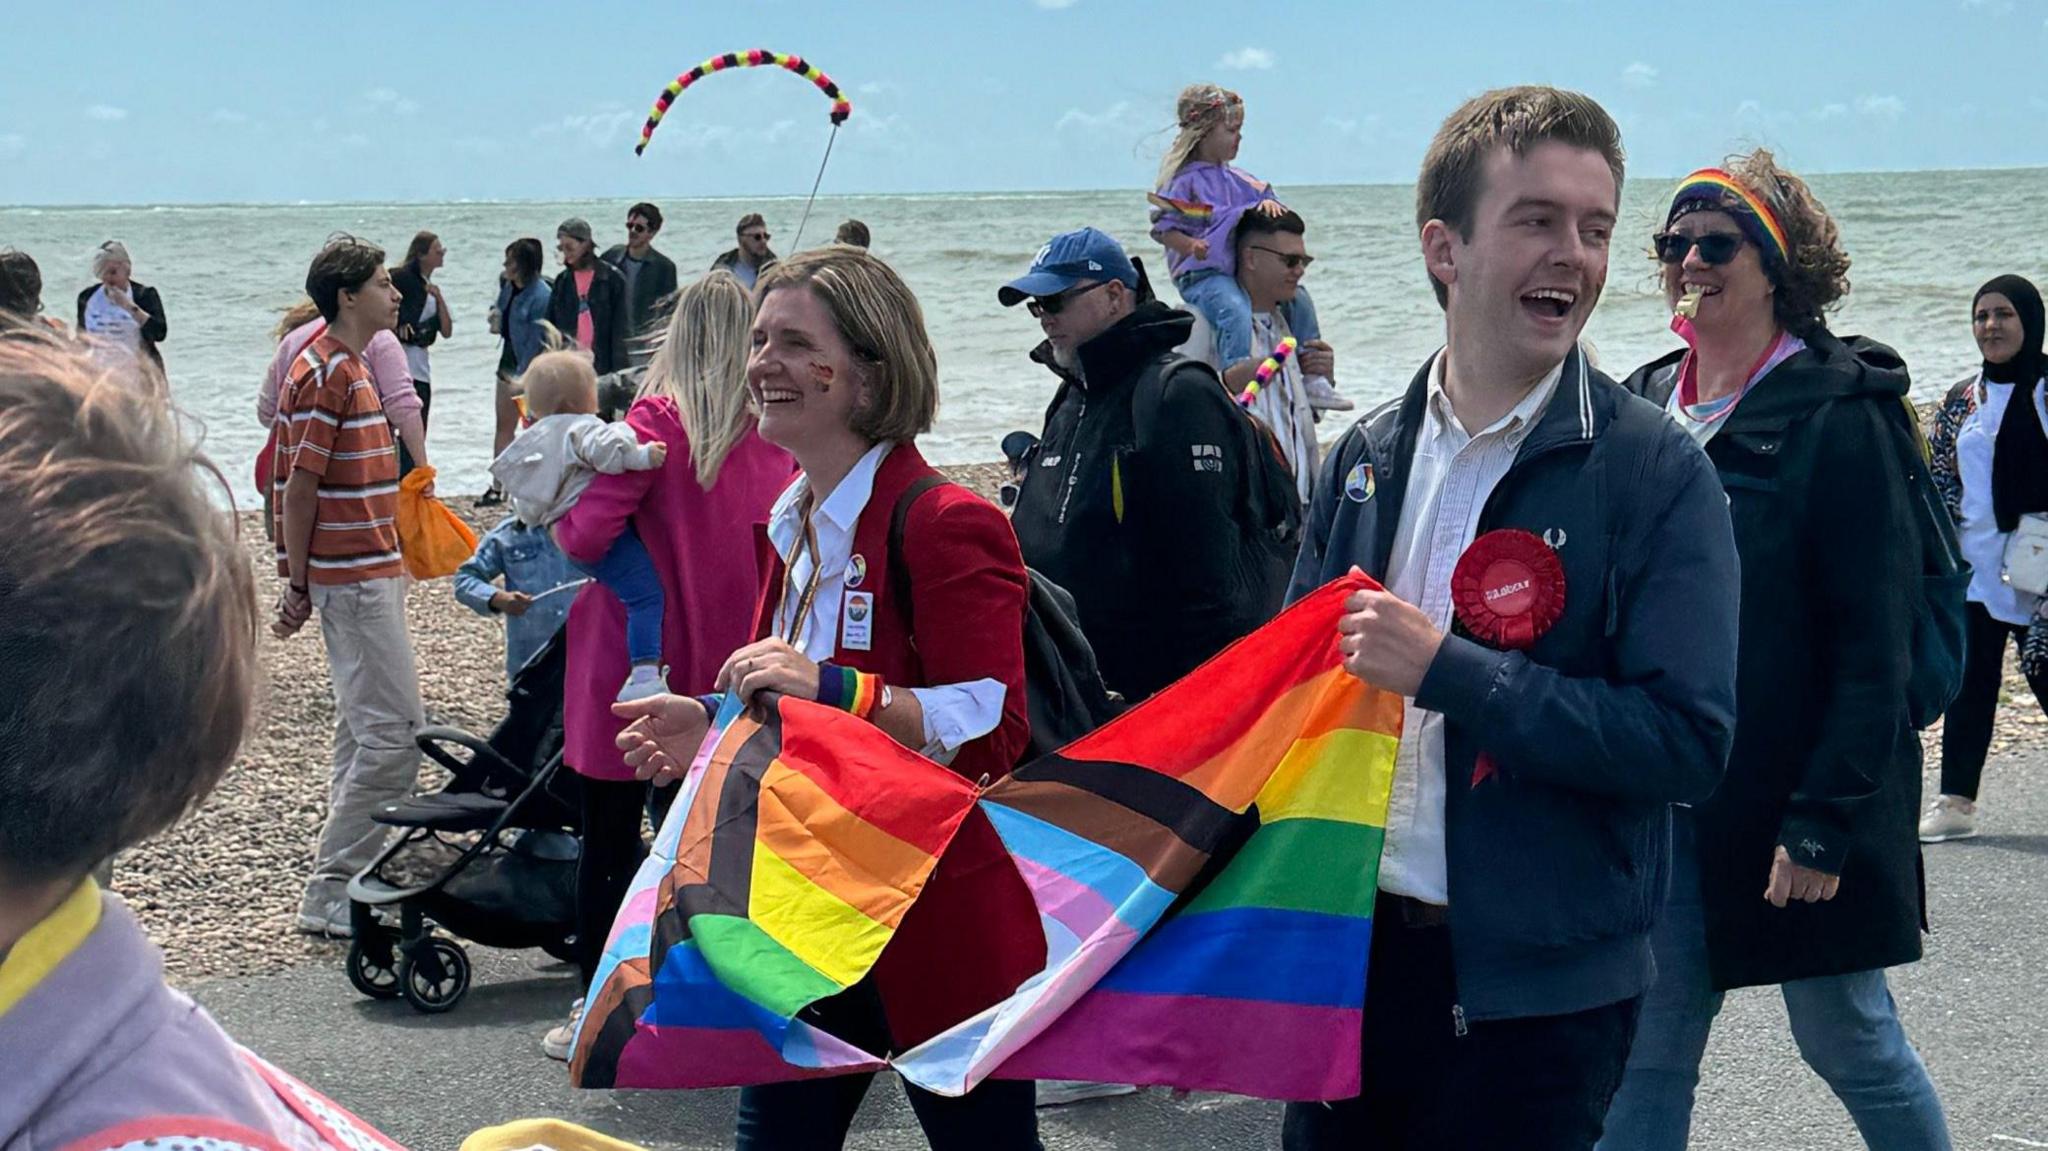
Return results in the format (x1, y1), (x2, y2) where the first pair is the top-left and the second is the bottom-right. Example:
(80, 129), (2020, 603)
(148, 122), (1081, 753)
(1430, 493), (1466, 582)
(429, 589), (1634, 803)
(999, 227), (1139, 307)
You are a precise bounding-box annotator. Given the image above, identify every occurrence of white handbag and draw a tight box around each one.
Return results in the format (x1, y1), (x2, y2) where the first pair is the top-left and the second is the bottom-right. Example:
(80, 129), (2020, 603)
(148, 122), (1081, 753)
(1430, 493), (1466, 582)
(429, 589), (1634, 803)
(2002, 512), (2048, 597)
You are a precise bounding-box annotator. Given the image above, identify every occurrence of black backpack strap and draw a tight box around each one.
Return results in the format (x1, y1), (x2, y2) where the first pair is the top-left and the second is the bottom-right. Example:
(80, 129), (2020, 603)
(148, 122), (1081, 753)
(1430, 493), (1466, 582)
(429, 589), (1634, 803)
(887, 473), (950, 628)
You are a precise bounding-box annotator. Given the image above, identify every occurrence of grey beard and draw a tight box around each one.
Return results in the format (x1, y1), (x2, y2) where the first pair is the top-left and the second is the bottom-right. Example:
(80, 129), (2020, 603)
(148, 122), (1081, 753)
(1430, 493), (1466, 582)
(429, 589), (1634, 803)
(1051, 343), (1084, 377)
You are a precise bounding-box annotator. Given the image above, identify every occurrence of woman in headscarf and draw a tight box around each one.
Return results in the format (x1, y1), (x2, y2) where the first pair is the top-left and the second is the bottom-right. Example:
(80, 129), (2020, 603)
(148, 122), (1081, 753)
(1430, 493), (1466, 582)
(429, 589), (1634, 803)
(1604, 150), (1951, 1151)
(1920, 276), (2048, 843)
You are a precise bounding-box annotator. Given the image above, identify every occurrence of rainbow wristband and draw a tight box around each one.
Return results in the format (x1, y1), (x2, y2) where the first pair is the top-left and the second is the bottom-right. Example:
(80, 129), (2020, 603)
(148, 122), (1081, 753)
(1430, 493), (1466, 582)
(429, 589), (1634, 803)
(817, 662), (883, 720)
(1237, 336), (1299, 406)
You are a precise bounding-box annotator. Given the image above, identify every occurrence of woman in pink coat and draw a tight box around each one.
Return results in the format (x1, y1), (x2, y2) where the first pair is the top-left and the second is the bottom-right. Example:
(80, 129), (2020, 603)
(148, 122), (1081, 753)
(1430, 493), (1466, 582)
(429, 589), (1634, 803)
(545, 270), (793, 1058)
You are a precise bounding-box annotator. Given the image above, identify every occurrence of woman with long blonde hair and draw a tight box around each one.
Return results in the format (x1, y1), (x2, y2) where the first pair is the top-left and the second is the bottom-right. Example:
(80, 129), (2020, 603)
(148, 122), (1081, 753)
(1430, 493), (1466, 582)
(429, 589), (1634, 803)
(543, 269), (794, 1061)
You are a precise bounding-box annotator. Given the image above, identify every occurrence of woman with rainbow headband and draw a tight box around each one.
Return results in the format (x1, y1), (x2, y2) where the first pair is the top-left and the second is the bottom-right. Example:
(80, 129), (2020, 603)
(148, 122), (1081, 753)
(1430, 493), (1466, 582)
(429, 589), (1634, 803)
(1151, 83), (1349, 413)
(1604, 151), (1953, 1151)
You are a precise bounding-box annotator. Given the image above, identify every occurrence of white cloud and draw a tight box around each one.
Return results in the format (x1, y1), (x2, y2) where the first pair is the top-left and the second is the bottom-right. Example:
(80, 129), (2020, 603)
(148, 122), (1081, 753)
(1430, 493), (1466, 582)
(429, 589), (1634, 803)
(1034, 0), (1078, 8)
(209, 108), (250, 125)
(0, 133), (25, 158)
(1736, 99), (1764, 117)
(454, 136), (504, 156)
(856, 81), (896, 96)
(535, 107), (644, 148)
(1856, 94), (1905, 120)
(365, 87), (400, 104)
(1814, 102), (1849, 120)
(1218, 47), (1275, 71)
(84, 105), (128, 122)
(364, 88), (419, 117)
(1320, 114), (1381, 140)
(340, 133), (371, 149)
(1056, 99), (1138, 133)
(1623, 62), (1658, 89)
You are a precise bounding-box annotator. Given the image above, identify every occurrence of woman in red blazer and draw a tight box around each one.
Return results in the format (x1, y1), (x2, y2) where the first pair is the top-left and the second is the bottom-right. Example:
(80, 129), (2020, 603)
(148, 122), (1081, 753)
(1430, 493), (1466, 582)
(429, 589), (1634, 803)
(614, 246), (1041, 1151)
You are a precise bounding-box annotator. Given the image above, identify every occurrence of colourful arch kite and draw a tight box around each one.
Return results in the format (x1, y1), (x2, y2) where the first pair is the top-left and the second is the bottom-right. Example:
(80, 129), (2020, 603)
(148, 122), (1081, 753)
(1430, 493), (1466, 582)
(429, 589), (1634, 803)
(635, 50), (853, 156)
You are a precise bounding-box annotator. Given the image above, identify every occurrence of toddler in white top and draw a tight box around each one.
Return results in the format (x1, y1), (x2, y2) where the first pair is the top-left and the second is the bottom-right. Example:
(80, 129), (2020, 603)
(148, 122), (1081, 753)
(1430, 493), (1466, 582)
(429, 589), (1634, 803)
(491, 350), (670, 701)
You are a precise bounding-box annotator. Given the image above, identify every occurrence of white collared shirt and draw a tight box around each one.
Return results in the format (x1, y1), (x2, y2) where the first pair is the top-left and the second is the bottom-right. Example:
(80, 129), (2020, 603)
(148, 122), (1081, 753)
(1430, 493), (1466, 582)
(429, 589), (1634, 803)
(1379, 351), (1565, 905)
(1957, 372), (2048, 626)
(767, 442), (1007, 764)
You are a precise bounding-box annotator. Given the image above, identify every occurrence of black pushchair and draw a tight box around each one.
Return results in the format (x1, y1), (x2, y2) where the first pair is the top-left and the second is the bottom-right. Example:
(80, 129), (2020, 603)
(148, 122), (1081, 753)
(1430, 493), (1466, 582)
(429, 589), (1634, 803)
(345, 631), (581, 1014)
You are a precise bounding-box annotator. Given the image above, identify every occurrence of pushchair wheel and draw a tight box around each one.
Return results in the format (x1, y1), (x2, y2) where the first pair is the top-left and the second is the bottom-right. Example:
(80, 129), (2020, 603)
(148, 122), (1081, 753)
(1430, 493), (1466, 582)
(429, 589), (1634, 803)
(399, 937), (471, 1014)
(346, 931), (402, 1000)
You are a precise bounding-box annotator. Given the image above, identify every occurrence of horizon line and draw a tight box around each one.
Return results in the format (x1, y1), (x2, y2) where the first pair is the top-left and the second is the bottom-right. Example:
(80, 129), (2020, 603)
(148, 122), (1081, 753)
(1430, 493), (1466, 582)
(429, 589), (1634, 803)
(5, 162), (2044, 212)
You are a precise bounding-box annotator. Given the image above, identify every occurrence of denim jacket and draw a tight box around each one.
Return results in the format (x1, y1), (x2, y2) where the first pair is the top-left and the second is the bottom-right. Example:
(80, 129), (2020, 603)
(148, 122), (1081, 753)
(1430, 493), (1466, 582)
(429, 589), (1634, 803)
(494, 277), (553, 378)
(454, 516), (578, 681)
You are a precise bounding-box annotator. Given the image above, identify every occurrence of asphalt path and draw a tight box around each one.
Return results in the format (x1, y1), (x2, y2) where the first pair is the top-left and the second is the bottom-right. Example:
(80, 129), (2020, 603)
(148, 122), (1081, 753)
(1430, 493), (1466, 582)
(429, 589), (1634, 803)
(194, 753), (2048, 1150)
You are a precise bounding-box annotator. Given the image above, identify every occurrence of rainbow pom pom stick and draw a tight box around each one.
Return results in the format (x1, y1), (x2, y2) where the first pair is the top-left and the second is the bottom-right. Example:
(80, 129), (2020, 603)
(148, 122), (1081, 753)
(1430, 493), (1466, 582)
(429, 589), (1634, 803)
(636, 50), (852, 156)
(1237, 336), (1299, 406)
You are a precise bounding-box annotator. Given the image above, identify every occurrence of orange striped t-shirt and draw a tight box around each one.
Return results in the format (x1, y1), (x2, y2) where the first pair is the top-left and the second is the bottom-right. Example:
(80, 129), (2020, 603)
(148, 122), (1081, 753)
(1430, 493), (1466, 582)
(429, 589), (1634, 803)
(271, 333), (403, 584)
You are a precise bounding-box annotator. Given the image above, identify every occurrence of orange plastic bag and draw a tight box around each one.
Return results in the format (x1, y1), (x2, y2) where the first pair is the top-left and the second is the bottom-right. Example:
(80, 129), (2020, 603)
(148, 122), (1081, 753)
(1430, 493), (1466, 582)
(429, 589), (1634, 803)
(396, 466), (479, 580)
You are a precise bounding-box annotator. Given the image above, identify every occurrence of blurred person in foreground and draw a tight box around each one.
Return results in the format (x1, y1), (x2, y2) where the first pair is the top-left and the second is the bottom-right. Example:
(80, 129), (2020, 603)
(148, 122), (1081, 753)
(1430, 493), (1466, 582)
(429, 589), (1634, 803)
(0, 330), (401, 1150)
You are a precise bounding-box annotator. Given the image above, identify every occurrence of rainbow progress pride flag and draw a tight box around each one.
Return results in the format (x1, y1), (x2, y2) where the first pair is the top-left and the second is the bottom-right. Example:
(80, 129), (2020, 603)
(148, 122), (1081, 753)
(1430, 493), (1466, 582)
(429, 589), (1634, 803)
(572, 573), (1399, 1100)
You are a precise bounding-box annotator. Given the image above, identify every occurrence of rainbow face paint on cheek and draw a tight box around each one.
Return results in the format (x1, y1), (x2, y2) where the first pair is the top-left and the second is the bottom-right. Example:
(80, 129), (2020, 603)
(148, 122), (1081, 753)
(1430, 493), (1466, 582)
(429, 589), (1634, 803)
(809, 361), (836, 392)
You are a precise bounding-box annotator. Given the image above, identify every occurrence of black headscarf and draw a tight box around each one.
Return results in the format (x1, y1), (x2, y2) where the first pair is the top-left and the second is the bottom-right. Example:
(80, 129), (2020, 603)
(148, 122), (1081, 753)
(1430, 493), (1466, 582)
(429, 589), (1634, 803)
(1984, 275), (2048, 532)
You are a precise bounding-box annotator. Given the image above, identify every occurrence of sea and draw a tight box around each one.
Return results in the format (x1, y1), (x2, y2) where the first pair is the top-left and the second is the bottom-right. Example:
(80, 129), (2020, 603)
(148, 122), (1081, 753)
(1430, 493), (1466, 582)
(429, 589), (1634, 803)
(6, 169), (2045, 509)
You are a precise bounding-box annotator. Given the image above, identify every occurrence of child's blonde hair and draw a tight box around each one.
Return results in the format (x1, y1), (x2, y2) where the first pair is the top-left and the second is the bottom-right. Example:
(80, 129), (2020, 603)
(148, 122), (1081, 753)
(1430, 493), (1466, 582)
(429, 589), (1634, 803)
(639, 271), (757, 490)
(1156, 83), (1244, 190)
(519, 349), (599, 419)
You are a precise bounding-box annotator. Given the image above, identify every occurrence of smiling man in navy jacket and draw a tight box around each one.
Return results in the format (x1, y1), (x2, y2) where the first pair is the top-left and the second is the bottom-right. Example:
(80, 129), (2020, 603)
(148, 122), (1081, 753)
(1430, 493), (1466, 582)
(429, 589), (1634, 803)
(1281, 87), (1740, 1151)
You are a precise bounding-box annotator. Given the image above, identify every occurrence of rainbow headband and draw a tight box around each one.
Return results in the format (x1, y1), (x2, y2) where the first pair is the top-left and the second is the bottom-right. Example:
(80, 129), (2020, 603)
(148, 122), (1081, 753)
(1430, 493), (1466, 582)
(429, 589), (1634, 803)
(1667, 168), (1790, 269)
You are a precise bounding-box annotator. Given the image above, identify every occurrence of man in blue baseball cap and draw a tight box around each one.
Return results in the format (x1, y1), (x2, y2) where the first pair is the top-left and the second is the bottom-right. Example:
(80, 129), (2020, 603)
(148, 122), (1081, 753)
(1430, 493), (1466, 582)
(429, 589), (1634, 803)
(1002, 227), (1301, 708)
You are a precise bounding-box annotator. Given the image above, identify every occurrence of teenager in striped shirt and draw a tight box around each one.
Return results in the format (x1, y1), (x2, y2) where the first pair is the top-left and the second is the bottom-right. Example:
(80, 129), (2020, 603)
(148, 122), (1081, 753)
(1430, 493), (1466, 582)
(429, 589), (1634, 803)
(270, 235), (424, 939)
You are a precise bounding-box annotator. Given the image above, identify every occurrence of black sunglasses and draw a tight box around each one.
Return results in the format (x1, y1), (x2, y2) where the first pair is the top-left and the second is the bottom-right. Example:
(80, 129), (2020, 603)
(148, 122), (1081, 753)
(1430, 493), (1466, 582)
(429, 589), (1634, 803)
(626, 222), (650, 235)
(744, 231), (772, 242)
(1249, 244), (1314, 271)
(1026, 279), (1115, 318)
(1654, 232), (1745, 266)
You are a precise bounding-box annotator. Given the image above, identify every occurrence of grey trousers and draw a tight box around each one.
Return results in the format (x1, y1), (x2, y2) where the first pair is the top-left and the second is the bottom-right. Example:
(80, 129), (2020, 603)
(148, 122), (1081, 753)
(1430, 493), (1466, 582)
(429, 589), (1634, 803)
(302, 577), (423, 914)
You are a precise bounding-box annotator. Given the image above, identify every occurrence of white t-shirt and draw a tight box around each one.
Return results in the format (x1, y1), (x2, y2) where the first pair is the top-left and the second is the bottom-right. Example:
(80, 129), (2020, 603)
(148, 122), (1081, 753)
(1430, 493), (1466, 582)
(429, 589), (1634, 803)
(1957, 373), (2048, 625)
(404, 291), (438, 384)
(82, 285), (142, 363)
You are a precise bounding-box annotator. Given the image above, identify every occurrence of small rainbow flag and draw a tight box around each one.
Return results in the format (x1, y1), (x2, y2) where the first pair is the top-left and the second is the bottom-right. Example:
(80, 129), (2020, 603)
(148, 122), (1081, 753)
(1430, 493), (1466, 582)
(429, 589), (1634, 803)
(573, 573), (1399, 1101)
(1148, 192), (1215, 223)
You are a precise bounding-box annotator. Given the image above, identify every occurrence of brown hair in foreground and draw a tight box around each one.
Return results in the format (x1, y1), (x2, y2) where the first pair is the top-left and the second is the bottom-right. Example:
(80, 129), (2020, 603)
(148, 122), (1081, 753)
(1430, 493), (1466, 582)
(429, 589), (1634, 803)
(755, 247), (938, 444)
(1722, 148), (1852, 339)
(1416, 85), (1626, 307)
(0, 331), (259, 886)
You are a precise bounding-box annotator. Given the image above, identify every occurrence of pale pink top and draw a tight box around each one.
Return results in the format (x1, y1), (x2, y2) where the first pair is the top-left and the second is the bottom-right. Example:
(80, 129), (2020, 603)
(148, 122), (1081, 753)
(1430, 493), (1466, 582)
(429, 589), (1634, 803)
(257, 321), (420, 427)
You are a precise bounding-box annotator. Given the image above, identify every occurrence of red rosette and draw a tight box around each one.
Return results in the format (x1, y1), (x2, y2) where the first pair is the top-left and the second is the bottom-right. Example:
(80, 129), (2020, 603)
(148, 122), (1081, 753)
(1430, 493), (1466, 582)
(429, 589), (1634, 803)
(1450, 529), (1566, 651)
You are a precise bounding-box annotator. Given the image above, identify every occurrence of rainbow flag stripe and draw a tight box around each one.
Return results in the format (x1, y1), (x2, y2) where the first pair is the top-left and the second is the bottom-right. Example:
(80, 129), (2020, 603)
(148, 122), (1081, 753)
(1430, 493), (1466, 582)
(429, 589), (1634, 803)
(572, 574), (1398, 1101)
(1147, 192), (1216, 223)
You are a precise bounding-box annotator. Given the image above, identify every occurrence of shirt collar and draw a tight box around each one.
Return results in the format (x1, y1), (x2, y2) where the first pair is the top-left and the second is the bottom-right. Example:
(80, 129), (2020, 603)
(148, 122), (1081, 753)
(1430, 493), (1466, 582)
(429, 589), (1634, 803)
(768, 441), (895, 558)
(0, 879), (101, 1020)
(1424, 350), (1566, 446)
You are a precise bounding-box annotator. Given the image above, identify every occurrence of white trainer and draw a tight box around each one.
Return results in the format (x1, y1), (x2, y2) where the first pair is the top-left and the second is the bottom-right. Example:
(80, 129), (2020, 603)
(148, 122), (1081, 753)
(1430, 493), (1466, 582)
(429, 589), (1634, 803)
(1303, 374), (1355, 413)
(616, 663), (669, 704)
(542, 997), (587, 1061)
(1918, 795), (1978, 843)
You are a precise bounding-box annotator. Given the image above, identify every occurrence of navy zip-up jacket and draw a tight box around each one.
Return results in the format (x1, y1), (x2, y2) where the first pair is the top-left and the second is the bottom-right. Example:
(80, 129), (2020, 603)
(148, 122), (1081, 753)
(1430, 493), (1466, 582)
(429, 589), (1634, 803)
(1290, 345), (1739, 1022)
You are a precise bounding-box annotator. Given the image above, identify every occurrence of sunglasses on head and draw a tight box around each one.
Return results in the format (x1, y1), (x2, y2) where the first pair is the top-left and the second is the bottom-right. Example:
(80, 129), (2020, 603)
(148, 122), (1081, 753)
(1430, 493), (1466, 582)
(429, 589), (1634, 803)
(1248, 244), (1314, 271)
(1026, 279), (1114, 318)
(1654, 231), (1745, 267)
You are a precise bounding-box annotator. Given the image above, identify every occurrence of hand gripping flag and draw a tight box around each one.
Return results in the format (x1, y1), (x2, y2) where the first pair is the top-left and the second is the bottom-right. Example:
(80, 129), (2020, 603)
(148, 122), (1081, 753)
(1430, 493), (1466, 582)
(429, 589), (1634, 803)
(571, 572), (1400, 1101)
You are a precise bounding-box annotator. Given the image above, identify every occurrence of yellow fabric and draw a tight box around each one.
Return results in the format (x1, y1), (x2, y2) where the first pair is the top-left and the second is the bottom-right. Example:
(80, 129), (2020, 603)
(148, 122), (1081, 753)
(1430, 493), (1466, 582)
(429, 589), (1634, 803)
(460, 1119), (649, 1151)
(396, 466), (479, 580)
(0, 879), (101, 1019)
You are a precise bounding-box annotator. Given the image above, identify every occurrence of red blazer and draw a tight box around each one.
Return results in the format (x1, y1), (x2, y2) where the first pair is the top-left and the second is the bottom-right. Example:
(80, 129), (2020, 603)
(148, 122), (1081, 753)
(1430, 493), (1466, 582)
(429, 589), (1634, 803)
(751, 440), (1042, 1049)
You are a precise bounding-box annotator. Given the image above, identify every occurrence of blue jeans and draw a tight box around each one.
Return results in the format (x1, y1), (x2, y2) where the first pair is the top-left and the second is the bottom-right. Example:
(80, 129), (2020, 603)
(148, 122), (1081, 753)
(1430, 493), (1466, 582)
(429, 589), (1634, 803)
(571, 523), (664, 666)
(1599, 812), (1952, 1151)
(1174, 269), (1321, 367)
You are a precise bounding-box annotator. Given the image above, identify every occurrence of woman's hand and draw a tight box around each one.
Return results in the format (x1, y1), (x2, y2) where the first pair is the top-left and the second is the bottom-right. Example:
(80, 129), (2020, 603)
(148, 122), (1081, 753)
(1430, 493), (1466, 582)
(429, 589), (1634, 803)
(612, 694), (711, 787)
(718, 638), (821, 715)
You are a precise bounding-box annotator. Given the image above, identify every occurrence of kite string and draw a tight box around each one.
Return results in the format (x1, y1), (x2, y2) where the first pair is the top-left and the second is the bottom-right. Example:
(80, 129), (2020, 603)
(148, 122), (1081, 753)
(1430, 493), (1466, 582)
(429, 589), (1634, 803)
(788, 123), (840, 253)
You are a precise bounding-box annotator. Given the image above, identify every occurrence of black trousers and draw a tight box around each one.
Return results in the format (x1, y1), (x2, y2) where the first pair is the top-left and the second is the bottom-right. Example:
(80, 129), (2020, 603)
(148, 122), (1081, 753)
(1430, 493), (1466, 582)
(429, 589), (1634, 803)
(396, 380), (431, 478)
(734, 981), (1042, 1151)
(1282, 895), (1639, 1151)
(574, 773), (648, 984)
(1940, 601), (2048, 799)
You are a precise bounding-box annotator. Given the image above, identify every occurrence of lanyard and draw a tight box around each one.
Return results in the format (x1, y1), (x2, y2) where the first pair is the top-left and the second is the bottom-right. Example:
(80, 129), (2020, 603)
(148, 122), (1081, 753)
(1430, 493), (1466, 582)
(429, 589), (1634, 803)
(779, 499), (825, 649)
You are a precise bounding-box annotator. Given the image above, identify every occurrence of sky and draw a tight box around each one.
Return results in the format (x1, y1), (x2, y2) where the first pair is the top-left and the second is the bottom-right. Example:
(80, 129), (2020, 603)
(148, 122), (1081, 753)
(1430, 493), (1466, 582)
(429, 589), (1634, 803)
(3, 0), (2046, 206)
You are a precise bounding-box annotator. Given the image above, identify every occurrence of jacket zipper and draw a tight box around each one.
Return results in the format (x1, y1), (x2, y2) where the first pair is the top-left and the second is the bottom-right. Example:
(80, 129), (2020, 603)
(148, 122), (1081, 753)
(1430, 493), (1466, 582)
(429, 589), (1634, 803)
(1452, 1004), (1468, 1037)
(1054, 393), (1087, 526)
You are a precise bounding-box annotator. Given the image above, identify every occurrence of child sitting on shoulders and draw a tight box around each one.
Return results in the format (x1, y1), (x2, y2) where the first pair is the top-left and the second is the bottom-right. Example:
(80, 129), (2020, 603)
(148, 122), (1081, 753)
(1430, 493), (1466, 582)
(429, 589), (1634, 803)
(1151, 83), (1350, 412)
(454, 513), (581, 684)
(490, 350), (669, 702)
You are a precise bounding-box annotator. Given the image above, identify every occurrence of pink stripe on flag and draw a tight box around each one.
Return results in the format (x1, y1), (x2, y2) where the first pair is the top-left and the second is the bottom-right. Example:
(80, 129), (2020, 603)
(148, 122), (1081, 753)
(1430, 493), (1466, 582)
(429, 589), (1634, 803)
(990, 990), (1363, 1101)
(1012, 854), (1123, 941)
(613, 1024), (882, 1089)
